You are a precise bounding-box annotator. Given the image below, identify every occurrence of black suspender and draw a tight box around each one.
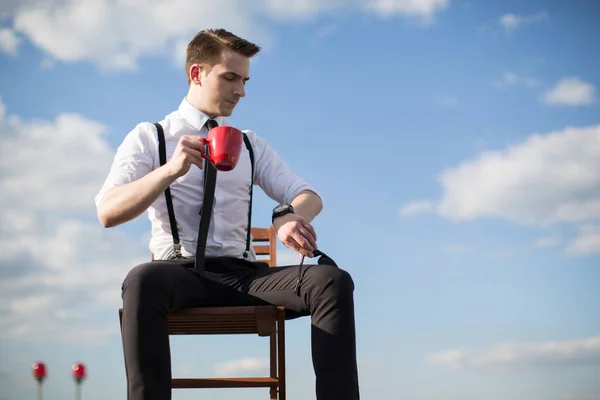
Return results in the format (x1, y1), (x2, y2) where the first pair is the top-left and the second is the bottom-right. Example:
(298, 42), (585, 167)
(242, 133), (254, 258)
(155, 122), (255, 259)
(155, 123), (183, 258)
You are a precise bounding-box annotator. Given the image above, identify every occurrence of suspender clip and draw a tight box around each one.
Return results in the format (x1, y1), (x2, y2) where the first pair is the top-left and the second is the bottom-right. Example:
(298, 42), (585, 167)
(173, 243), (182, 258)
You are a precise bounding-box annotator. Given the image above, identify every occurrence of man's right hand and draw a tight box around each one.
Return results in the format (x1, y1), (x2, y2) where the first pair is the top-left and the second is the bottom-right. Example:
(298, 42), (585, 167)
(98, 136), (207, 228)
(166, 135), (208, 178)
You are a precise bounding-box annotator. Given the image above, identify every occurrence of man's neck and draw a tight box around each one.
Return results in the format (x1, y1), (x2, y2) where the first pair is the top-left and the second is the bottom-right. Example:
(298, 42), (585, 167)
(185, 95), (217, 119)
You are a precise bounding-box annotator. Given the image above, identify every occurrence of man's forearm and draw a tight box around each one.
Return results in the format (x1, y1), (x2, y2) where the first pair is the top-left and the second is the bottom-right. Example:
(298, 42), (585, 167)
(290, 190), (323, 223)
(97, 165), (177, 228)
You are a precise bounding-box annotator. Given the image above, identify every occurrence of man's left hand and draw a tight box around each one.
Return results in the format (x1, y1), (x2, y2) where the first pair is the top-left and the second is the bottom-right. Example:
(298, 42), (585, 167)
(273, 214), (317, 257)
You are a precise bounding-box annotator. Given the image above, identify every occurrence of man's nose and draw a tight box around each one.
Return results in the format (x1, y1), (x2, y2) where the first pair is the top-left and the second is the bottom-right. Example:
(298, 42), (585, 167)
(235, 82), (245, 98)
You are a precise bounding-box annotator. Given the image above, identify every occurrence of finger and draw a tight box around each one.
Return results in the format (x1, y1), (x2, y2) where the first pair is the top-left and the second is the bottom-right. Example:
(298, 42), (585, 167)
(285, 236), (313, 257)
(290, 231), (315, 255)
(297, 225), (317, 250)
(292, 220), (316, 248)
(182, 147), (205, 160)
(300, 221), (317, 242)
(181, 137), (207, 153)
(181, 148), (205, 169)
(285, 237), (302, 253)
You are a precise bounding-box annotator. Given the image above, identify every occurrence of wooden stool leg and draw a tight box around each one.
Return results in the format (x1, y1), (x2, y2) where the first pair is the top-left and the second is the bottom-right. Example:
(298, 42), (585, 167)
(277, 308), (286, 400)
(270, 318), (278, 400)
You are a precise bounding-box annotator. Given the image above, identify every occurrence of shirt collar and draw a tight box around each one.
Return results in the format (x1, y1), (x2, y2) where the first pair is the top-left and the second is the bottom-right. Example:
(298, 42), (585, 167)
(178, 97), (227, 131)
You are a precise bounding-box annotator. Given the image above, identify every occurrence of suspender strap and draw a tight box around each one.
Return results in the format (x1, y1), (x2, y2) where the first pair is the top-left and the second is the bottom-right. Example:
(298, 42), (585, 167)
(155, 122), (182, 258)
(242, 133), (254, 258)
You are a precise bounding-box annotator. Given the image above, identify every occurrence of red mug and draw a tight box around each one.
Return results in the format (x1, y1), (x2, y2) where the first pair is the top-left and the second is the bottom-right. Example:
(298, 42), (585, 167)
(200, 126), (243, 171)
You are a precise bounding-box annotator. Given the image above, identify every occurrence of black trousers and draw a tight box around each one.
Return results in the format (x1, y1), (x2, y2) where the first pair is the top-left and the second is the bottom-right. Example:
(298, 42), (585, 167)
(120, 256), (360, 400)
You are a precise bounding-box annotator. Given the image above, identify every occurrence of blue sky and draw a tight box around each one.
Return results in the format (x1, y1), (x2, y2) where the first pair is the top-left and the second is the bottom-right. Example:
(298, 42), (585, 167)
(1, 1), (599, 399)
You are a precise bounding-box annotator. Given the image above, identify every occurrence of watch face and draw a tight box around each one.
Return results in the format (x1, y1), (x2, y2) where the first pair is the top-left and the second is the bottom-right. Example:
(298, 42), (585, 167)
(273, 204), (293, 215)
(274, 204), (288, 213)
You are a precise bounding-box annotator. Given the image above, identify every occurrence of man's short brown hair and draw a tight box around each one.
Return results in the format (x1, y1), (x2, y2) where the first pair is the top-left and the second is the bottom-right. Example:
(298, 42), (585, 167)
(185, 28), (261, 84)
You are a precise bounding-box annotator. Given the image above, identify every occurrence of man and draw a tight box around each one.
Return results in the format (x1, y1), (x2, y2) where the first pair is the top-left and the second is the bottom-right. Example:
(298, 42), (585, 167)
(95, 28), (359, 400)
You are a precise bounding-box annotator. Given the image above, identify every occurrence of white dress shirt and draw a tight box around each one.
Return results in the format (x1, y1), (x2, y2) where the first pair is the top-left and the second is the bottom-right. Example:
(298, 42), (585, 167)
(95, 98), (319, 261)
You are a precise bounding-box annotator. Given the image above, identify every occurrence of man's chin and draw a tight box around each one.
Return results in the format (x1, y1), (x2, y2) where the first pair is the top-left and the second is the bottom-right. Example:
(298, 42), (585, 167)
(219, 107), (234, 117)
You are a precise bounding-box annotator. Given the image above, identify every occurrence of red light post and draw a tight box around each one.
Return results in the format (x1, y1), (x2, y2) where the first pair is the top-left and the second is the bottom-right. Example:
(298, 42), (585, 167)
(72, 363), (86, 400)
(32, 361), (46, 400)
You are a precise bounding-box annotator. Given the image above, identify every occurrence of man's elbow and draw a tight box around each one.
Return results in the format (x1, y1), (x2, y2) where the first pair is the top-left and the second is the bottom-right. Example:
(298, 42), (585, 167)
(96, 201), (120, 228)
(96, 188), (120, 228)
(97, 209), (115, 228)
(315, 194), (324, 214)
(302, 189), (323, 214)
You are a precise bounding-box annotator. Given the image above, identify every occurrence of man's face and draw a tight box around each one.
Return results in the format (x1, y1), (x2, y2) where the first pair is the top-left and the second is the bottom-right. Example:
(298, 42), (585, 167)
(198, 48), (250, 117)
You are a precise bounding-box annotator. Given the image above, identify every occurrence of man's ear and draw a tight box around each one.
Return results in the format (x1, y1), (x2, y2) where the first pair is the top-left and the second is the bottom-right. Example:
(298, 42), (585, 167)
(190, 64), (212, 86)
(189, 64), (203, 86)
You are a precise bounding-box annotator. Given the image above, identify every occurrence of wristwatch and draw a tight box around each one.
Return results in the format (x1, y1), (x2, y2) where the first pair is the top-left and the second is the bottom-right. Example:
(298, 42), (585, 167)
(272, 204), (295, 224)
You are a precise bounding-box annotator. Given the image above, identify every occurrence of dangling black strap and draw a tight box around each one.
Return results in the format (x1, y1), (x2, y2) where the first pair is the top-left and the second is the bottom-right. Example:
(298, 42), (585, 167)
(155, 122), (182, 258)
(243, 133), (254, 258)
(154, 122), (255, 260)
(194, 119), (219, 274)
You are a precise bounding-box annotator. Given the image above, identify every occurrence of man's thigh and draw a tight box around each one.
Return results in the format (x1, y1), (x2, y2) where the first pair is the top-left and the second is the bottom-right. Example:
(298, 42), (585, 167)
(122, 259), (268, 311)
(238, 264), (323, 317)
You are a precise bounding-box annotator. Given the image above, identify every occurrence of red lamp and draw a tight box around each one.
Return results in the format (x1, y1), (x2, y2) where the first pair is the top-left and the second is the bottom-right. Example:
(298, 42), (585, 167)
(72, 362), (86, 400)
(32, 361), (47, 400)
(32, 361), (46, 382)
(72, 363), (86, 383)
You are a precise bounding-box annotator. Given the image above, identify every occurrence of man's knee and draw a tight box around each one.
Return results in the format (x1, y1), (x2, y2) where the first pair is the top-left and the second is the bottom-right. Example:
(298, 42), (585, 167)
(309, 265), (355, 297)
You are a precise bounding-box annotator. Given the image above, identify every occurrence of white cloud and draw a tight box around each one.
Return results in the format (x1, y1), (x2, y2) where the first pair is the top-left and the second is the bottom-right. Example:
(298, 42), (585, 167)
(427, 335), (600, 369)
(399, 200), (435, 217)
(493, 71), (538, 88)
(566, 225), (600, 256)
(0, 98), (148, 344)
(11, 0), (270, 71)
(534, 236), (558, 248)
(498, 10), (549, 33)
(261, 0), (344, 20)
(5, 0), (449, 70)
(0, 27), (21, 56)
(400, 124), (600, 254)
(426, 348), (464, 369)
(365, 0), (449, 21)
(499, 14), (520, 31)
(214, 358), (269, 377)
(263, 0), (450, 22)
(0, 112), (114, 213)
(542, 77), (596, 106)
(439, 124), (599, 225)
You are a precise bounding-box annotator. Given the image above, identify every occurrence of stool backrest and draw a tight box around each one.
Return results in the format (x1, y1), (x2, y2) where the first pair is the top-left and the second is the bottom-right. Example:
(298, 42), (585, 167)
(251, 226), (277, 267)
(151, 226), (277, 266)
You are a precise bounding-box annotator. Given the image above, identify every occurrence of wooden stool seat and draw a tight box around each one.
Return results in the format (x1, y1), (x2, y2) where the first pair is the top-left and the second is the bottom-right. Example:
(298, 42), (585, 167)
(167, 305), (278, 336)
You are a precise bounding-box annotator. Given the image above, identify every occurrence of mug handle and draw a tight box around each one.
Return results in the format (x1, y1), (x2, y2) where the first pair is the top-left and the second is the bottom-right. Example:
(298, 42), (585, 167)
(199, 138), (212, 163)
